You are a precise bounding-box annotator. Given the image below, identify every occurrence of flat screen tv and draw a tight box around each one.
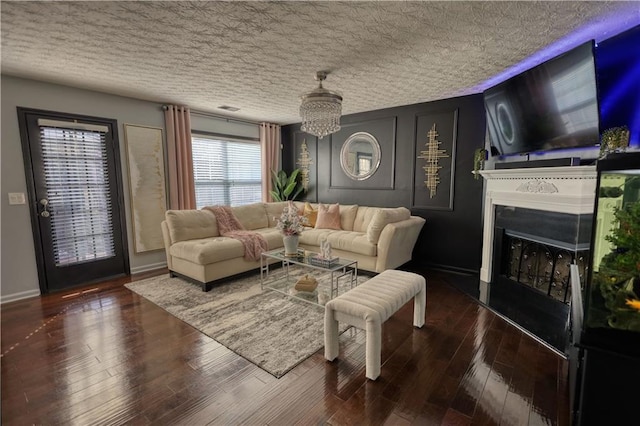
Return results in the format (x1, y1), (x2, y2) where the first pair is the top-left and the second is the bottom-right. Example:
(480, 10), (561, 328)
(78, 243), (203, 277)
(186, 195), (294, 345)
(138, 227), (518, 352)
(484, 40), (600, 156)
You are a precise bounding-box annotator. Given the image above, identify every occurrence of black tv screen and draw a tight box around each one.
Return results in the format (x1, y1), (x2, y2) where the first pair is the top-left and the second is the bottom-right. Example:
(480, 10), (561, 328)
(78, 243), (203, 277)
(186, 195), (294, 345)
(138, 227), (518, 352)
(484, 41), (600, 156)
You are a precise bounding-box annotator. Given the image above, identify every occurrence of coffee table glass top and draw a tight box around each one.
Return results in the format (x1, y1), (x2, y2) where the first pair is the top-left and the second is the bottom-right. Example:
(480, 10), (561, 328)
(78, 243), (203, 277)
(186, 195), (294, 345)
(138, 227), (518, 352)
(260, 249), (358, 307)
(261, 249), (356, 271)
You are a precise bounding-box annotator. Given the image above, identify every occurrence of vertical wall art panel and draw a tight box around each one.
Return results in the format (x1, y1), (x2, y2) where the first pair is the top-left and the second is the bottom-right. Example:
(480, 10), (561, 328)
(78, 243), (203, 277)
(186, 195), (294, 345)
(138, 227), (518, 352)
(293, 131), (317, 202)
(124, 124), (167, 252)
(412, 109), (458, 210)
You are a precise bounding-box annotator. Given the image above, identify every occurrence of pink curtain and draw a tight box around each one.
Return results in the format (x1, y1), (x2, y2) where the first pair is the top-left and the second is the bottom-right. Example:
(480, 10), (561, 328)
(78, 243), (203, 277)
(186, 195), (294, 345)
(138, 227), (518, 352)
(164, 105), (196, 209)
(260, 122), (281, 202)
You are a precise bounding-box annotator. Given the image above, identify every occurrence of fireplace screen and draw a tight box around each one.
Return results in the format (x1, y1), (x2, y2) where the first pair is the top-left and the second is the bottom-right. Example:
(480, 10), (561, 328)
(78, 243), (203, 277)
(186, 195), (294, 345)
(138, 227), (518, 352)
(504, 234), (589, 304)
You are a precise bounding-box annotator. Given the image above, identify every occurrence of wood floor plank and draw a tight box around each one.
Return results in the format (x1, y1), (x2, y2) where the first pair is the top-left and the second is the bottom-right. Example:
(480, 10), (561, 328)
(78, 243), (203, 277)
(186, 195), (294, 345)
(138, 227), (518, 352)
(529, 348), (562, 426)
(470, 360), (514, 425)
(450, 319), (503, 417)
(1, 266), (571, 425)
(499, 336), (540, 426)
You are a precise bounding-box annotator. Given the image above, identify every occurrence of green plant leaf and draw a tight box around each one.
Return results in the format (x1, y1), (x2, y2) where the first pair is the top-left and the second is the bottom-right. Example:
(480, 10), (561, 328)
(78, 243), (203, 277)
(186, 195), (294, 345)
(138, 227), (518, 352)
(287, 169), (300, 186)
(283, 181), (298, 197)
(270, 168), (305, 201)
(270, 190), (283, 202)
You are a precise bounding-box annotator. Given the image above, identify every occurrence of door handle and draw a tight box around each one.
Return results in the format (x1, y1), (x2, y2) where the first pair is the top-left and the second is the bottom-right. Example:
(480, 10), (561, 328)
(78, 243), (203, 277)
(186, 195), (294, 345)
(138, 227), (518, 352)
(40, 199), (50, 218)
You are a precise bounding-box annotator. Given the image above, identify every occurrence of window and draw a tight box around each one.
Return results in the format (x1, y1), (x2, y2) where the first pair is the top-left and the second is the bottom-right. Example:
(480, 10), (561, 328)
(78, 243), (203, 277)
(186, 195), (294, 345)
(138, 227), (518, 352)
(40, 123), (115, 266)
(192, 134), (262, 208)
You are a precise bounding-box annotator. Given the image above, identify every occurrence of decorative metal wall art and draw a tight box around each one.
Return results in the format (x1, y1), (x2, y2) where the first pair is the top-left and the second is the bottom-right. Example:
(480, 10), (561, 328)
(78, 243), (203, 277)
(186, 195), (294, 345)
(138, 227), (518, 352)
(412, 109), (458, 211)
(296, 139), (313, 191)
(418, 123), (449, 198)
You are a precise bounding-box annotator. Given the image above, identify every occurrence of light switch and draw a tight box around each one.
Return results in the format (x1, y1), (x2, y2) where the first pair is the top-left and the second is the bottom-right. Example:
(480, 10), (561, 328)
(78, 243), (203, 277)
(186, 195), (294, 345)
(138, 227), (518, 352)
(8, 193), (26, 205)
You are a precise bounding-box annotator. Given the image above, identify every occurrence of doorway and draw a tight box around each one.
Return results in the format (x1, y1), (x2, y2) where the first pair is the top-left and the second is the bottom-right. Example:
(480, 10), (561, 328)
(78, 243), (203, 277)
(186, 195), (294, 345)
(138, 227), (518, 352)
(18, 108), (129, 293)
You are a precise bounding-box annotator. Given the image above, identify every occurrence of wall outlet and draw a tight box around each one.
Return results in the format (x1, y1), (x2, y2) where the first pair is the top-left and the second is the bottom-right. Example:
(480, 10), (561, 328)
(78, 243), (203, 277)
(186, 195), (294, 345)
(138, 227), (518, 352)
(8, 193), (26, 205)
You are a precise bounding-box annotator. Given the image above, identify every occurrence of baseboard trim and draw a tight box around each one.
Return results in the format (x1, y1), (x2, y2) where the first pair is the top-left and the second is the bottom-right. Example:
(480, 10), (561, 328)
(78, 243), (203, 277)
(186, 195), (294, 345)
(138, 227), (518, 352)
(1, 289), (41, 304)
(423, 263), (479, 276)
(480, 302), (568, 359)
(130, 261), (167, 275)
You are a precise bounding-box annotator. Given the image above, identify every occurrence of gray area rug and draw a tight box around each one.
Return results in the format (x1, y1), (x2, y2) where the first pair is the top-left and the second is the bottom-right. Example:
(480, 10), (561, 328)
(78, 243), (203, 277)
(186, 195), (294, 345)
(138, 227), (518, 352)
(125, 268), (368, 378)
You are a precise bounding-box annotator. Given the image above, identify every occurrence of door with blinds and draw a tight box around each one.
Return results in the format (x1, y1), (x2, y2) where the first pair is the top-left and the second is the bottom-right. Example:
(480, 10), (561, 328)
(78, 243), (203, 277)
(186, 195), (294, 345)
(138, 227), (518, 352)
(18, 108), (129, 293)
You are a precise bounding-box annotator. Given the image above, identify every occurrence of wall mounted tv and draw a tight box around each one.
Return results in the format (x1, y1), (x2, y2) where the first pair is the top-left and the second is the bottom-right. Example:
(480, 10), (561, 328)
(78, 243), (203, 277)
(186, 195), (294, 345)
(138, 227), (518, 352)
(484, 40), (600, 157)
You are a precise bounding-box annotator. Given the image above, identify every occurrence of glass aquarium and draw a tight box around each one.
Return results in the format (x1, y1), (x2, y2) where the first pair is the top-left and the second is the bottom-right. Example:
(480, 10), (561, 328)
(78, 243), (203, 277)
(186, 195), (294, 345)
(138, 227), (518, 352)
(583, 152), (640, 357)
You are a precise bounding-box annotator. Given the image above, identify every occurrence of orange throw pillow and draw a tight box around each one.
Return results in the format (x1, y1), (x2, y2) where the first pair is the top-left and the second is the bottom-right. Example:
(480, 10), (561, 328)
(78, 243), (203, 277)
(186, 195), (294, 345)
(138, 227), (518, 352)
(304, 202), (318, 227)
(315, 203), (341, 230)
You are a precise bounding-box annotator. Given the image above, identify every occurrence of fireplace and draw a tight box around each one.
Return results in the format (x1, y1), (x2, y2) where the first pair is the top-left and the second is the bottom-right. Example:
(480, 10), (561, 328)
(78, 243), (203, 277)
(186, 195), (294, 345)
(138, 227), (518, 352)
(479, 165), (597, 354)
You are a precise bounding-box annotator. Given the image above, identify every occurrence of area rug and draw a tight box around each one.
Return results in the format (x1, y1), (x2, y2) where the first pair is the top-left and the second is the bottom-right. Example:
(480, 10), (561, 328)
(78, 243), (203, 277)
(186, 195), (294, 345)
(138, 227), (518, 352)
(125, 268), (368, 378)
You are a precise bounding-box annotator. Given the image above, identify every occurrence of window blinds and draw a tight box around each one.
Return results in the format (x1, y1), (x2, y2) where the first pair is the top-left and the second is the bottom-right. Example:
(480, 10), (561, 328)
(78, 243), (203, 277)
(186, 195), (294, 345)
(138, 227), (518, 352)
(40, 126), (115, 266)
(191, 135), (262, 208)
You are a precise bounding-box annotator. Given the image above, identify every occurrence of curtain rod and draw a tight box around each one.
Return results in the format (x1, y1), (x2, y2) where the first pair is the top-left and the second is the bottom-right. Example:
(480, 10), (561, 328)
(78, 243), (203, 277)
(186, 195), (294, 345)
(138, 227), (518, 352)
(161, 105), (261, 126)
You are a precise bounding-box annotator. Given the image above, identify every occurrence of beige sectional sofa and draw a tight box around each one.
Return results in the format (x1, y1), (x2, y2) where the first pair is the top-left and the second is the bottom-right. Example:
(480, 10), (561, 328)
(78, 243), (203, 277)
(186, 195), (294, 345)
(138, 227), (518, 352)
(161, 202), (425, 291)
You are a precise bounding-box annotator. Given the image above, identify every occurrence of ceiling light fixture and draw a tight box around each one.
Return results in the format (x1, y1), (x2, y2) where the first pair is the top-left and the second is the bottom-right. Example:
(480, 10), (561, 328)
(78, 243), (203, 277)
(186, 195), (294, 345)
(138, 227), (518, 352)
(300, 71), (342, 139)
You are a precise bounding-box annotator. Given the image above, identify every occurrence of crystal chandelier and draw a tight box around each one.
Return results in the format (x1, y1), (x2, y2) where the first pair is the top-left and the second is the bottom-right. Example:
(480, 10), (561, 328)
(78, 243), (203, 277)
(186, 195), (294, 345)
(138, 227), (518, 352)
(300, 71), (343, 139)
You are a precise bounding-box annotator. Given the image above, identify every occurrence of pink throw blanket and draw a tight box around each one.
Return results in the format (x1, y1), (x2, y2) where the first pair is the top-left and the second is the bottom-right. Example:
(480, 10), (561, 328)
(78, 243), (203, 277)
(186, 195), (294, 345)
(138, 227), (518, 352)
(203, 206), (267, 262)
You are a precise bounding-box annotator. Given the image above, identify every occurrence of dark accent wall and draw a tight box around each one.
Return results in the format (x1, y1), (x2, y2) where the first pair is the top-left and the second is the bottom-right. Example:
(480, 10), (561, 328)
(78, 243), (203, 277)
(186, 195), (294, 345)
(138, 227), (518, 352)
(282, 94), (486, 273)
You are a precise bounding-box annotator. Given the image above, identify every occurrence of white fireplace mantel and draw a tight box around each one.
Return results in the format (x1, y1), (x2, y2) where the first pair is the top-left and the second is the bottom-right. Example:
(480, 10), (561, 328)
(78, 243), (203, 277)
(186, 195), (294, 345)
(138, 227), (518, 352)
(479, 165), (597, 282)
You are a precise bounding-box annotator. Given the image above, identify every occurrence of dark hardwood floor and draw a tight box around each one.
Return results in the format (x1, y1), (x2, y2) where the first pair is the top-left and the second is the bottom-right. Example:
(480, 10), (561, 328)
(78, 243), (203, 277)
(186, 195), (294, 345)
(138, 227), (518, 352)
(1, 268), (570, 425)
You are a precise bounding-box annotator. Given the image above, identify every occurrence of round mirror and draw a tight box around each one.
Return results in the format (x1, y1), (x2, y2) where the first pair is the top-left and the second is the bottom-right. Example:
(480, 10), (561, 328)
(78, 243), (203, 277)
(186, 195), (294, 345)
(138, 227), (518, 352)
(340, 132), (381, 181)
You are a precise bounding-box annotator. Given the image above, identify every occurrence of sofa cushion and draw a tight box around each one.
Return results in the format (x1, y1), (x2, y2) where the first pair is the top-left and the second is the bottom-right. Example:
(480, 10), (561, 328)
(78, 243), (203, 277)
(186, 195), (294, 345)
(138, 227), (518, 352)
(170, 228), (285, 265)
(367, 207), (411, 243)
(304, 202), (318, 227)
(232, 202), (268, 230)
(255, 228), (287, 250)
(170, 237), (244, 264)
(166, 209), (219, 243)
(299, 228), (339, 247)
(339, 204), (358, 231)
(299, 229), (376, 257)
(315, 203), (342, 230)
(265, 202), (289, 228)
(326, 231), (377, 257)
(353, 206), (380, 233)
(293, 201), (306, 214)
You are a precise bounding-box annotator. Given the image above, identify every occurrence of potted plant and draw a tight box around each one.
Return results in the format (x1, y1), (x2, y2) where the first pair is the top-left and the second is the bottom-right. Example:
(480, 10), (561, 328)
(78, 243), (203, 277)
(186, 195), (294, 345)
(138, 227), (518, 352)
(599, 126), (630, 158)
(473, 148), (488, 180)
(270, 169), (305, 201)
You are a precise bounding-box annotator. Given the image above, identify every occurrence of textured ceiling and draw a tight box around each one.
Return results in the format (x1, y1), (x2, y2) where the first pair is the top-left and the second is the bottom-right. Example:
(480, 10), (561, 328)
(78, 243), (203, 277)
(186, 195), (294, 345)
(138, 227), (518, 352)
(2, 1), (639, 125)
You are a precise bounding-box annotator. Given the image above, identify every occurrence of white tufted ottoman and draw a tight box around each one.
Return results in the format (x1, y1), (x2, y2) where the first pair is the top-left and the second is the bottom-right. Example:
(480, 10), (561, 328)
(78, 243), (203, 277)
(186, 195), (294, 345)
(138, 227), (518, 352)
(324, 269), (426, 380)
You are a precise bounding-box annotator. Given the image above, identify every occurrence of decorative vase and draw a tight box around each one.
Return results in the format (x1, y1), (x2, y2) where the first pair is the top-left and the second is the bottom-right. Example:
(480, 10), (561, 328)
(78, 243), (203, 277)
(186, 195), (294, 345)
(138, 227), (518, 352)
(283, 235), (299, 256)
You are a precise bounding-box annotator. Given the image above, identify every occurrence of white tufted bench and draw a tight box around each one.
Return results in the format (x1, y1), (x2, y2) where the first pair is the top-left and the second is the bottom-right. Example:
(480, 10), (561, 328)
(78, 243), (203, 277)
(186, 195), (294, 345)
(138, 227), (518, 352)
(324, 269), (426, 380)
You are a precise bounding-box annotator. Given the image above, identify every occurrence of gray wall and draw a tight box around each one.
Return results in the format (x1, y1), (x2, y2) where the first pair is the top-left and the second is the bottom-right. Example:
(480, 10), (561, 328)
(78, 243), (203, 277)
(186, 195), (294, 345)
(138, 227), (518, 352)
(1, 75), (258, 302)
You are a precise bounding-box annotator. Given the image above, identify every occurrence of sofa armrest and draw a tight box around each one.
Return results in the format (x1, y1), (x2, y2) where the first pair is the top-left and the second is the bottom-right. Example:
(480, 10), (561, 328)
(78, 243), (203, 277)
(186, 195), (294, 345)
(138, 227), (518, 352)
(161, 220), (173, 270)
(375, 216), (426, 272)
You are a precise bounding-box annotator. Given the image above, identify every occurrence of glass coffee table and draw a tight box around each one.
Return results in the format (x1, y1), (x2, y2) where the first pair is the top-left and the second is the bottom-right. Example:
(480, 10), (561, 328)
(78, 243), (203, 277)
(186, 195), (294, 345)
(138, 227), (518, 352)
(260, 249), (358, 307)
